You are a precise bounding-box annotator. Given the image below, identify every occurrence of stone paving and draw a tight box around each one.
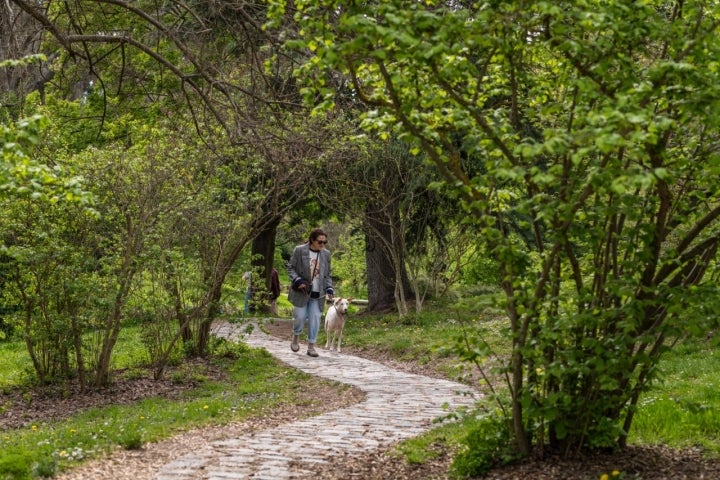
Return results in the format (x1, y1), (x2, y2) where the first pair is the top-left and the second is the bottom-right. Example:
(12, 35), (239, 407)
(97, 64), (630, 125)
(153, 321), (479, 480)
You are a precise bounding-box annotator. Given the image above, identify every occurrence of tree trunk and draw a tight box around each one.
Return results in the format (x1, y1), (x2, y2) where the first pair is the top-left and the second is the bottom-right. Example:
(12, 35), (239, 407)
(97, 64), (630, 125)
(365, 231), (396, 312)
(251, 218), (280, 313)
(364, 203), (413, 313)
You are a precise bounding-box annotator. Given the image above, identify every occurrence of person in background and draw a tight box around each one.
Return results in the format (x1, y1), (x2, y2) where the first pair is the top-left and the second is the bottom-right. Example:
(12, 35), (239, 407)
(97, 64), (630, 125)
(269, 268), (281, 316)
(242, 270), (252, 315)
(286, 228), (334, 357)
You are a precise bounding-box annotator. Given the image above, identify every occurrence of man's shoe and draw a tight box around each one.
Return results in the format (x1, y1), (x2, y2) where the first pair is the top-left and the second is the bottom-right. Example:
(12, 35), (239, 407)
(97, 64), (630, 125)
(291, 334), (300, 352)
(307, 343), (319, 357)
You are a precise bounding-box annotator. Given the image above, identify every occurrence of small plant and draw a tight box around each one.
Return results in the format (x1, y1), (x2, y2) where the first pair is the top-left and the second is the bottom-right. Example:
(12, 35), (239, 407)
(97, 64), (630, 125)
(209, 335), (249, 359)
(170, 361), (210, 385)
(449, 411), (520, 479)
(116, 427), (143, 450)
(121, 367), (147, 381)
(31, 456), (57, 478)
(0, 452), (33, 480)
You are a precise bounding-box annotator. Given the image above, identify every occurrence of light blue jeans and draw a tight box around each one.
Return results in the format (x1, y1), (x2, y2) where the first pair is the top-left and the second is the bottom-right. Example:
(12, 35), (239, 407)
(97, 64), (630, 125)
(243, 288), (251, 315)
(292, 298), (322, 344)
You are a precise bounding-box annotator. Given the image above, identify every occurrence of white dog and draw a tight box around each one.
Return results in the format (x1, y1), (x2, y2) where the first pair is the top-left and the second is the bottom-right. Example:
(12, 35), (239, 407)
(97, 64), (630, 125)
(324, 297), (354, 352)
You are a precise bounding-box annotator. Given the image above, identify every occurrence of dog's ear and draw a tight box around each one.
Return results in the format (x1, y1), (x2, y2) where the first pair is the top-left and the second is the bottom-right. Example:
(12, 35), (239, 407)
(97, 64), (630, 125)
(347, 297), (355, 303)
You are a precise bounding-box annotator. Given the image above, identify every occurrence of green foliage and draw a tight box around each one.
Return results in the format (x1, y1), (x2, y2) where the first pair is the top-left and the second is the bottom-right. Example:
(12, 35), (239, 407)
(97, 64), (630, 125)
(116, 427), (144, 450)
(1, 115), (239, 384)
(0, 197), (99, 384)
(208, 334), (249, 360)
(0, 339), (32, 388)
(0, 55), (47, 123)
(0, 114), (89, 205)
(0, 451), (34, 480)
(461, 246), (501, 287)
(30, 457), (57, 478)
(331, 226), (367, 296)
(0, 448), (56, 479)
(273, 0), (720, 457)
(450, 412), (519, 479)
(1, 57), (90, 202)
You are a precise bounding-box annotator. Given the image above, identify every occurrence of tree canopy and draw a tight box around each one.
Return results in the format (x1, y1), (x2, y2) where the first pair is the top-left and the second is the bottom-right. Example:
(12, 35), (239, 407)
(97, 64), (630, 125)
(270, 0), (720, 455)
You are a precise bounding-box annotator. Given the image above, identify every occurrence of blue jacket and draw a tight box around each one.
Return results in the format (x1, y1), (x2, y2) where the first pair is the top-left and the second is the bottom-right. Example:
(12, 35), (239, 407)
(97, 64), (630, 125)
(286, 242), (333, 308)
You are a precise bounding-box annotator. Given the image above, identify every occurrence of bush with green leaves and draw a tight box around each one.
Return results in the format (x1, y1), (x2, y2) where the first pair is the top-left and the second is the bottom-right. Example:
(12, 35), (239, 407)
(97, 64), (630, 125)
(450, 412), (519, 479)
(0, 454), (29, 480)
(271, 0), (720, 458)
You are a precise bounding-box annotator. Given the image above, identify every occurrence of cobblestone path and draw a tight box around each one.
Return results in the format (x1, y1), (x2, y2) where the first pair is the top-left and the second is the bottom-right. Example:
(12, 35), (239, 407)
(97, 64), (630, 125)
(153, 322), (478, 479)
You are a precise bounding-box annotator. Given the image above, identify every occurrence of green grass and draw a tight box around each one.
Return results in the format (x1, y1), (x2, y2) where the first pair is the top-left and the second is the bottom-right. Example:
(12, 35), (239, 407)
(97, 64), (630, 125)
(0, 341), (32, 390)
(336, 295), (510, 380)
(0, 332), (349, 479)
(0, 326), (156, 390)
(394, 416), (475, 464)
(629, 342), (720, 453)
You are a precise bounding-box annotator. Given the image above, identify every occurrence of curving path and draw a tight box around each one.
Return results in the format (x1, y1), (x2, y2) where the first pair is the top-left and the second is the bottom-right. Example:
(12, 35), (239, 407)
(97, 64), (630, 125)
(153, 321), (479, 480)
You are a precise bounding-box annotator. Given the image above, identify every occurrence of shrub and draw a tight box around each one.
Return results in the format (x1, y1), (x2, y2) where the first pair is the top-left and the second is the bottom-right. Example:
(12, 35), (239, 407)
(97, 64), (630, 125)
(116, 427), (143, 450)
(0, 452), (33, 480)
(31, 457), (57, 478)
(450, 412), (520, 479)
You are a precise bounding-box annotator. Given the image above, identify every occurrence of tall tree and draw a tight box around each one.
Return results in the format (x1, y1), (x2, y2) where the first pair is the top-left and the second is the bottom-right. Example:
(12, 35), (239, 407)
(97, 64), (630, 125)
(321, 138), (420, 314)
(274, 0), (720, 457)
(319, 136), (460, 314)
(6, 0), (353, 359)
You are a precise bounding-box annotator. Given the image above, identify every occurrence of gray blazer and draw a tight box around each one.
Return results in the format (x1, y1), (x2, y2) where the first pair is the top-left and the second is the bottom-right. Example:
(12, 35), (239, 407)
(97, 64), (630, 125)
(286, 243), (333, 309)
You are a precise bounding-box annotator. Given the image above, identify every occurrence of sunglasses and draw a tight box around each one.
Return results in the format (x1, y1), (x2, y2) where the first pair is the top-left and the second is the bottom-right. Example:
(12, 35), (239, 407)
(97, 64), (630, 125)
(316, 240), (328, 244)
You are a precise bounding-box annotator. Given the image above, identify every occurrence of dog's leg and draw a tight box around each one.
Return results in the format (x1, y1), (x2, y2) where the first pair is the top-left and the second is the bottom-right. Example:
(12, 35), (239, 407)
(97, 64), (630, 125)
(337, 327), (343, 353)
